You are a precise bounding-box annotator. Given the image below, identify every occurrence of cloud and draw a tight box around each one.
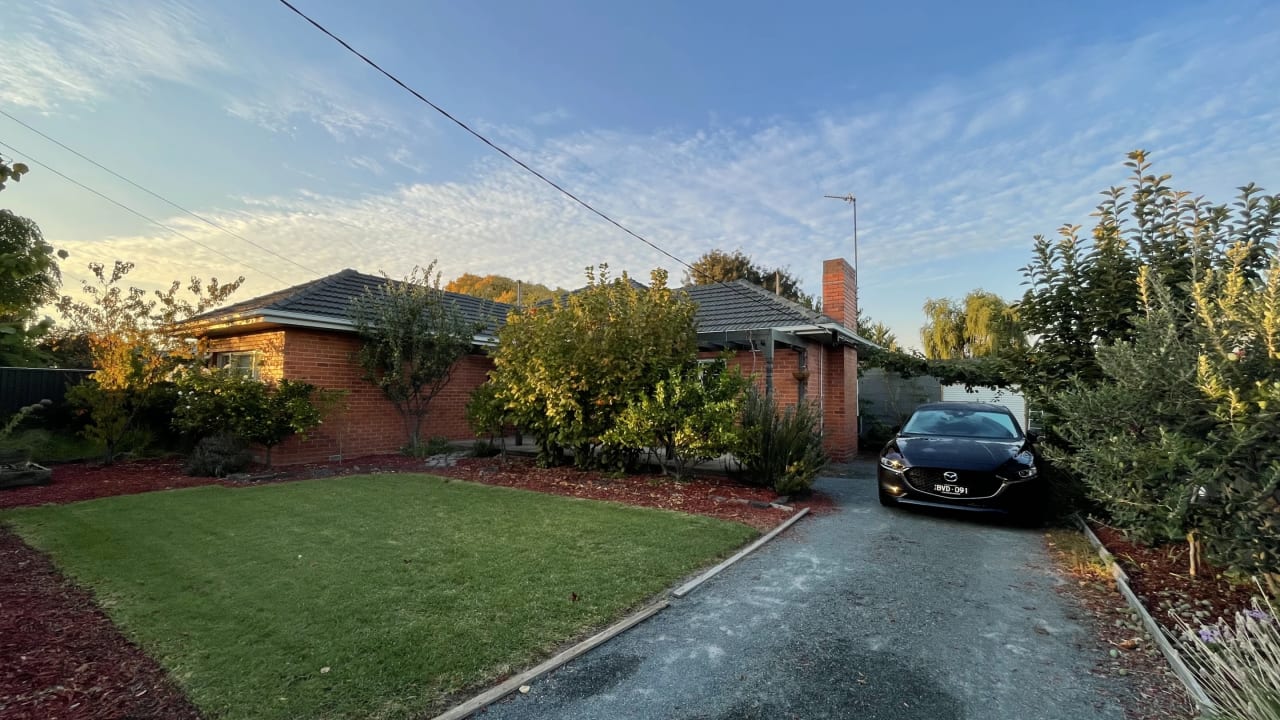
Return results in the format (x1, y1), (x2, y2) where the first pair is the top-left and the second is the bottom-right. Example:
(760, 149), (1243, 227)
(52, 4), (1280, 349)
(0, 1), (226, 111)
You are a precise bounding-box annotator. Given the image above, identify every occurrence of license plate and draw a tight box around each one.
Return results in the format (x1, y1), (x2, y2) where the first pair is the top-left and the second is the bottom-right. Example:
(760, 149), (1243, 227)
(933, 483), (969, 495)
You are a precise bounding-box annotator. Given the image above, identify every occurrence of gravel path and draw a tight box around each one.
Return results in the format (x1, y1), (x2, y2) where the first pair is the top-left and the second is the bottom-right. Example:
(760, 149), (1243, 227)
(478, 461), (1128, 720)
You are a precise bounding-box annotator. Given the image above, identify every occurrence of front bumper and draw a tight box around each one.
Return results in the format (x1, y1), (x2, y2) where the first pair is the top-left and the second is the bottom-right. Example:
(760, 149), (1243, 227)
(877, 464), (1038, 513)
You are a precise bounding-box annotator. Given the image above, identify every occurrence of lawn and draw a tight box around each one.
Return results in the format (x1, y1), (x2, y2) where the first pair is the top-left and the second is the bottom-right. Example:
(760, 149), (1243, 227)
(3, 474), (757, 720)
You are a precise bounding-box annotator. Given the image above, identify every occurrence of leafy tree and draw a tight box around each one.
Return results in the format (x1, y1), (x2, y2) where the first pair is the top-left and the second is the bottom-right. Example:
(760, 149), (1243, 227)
(350, 262), (479, 454)
(684, 248), (815, 308)
(445, 273), (561, 306)
(0, 153), (29, 191)
(856, 310), (899, 350)
(920, 291), (1022, 359)
(56, 260), (243, 463)
(605, 360), (749, 478)
(57, 261), (243, 388)
(488, 264), (698, 468)
(0, 210), (66, 366)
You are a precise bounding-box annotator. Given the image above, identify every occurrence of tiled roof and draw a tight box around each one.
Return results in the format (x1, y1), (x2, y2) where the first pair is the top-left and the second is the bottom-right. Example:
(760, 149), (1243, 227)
(187, 269), (512, 336)
(189, 271), (857, 343)
(684, 280), (837, 333)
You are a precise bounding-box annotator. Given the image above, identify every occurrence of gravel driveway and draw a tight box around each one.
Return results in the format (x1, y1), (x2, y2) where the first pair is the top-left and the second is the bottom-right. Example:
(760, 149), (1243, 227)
(477, 461), (1128, 720)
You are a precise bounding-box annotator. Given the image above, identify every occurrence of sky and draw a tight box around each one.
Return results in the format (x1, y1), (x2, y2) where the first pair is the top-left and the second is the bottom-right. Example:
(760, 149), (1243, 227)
(2, 0), (1278, 350)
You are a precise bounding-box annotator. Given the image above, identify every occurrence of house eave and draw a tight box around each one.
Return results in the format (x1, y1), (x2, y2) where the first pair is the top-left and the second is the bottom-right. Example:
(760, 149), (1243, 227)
(180, 309), (498, 347)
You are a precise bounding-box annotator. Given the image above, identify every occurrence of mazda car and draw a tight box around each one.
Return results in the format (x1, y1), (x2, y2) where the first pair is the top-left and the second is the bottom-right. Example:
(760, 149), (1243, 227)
(877, 401), (1040, 517)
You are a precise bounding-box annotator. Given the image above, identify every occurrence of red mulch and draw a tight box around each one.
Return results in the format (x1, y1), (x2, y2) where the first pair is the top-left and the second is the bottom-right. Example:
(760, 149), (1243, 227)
(430, 456), (833, 531)
(1091, 523), (1261, 632)
(0, 529), (202, 720)
(0, 458), (222, 510)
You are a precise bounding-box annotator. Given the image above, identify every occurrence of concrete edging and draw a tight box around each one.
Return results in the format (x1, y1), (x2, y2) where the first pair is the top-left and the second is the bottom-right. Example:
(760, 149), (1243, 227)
(1072, 514), (1216, 716)
(430, 599), (669, 720)
(671, 507), (811, 599)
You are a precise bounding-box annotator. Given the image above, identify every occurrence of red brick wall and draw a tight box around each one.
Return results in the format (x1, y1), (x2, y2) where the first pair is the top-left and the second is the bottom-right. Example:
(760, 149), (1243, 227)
(206, 328), (490, 465)
(822, 258), (858, 330)
(703, 339), (857, 460)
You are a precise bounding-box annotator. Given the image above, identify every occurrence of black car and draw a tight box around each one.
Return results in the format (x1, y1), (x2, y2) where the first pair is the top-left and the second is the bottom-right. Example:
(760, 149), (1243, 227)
(877, 401), (1040, 517)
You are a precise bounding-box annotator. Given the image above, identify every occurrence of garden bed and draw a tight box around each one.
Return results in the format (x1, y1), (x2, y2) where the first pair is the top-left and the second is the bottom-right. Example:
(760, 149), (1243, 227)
(0, 529), (202, 720)
(0, 454), (834, 532)
(1089, 522), (1260, 632)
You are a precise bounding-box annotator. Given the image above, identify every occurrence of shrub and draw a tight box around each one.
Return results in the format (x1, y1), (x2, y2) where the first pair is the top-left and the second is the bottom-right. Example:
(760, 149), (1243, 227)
(1175, 588), (1280, 720)
(174, 368), (336, 466)
(185, 434), (253, 477)
(471, 439), (501, 458)
(487, 265), (698, 468)
(736, 389), (827, 496)
(605, 361), (748, 479)
(403, 436), (453, 458)
(465, 382), (506, 442)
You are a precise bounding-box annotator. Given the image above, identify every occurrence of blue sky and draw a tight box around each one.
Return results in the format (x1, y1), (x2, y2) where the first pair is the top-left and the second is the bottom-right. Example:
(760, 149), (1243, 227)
(3, 0), (1278, 349)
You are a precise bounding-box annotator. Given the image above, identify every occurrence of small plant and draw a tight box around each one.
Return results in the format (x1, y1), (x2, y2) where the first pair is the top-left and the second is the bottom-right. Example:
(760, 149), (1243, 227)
(1175, 585), (1280, 720)
(185, 434), (253, 477)
(404, 436), (454, 458)
(471, 439), (501, 458)
(735, 389), (827, 495)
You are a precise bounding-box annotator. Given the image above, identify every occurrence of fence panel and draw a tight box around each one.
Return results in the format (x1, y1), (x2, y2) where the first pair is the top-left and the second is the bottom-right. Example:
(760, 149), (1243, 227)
(0, 367), (93, 415)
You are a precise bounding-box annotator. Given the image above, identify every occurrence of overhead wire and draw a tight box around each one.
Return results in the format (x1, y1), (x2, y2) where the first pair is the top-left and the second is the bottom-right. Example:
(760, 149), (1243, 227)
(0, 139), (292, 285)
(0, 108), (321, 277)
(274, 0), (863, 343)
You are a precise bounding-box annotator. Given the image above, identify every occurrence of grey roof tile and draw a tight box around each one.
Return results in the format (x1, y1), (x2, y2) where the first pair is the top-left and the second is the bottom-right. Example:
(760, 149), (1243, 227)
(684, 280), (837, 333)
(189, 269), (512, 336)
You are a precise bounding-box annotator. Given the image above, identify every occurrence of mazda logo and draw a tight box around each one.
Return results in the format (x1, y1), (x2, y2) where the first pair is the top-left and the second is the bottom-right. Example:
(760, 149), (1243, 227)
(943, 471), (959, 482)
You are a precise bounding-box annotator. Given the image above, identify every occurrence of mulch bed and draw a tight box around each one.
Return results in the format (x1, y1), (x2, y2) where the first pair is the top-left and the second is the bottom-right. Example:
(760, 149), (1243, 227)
(0, 451), (829, 719)
(429, 456), (835, 532)
(0, 529), (202, 720)
(1090, 523), (1261, 632)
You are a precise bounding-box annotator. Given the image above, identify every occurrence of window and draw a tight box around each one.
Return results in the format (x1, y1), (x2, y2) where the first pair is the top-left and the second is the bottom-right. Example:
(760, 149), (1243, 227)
(902, 408), (1020, 439)
(217, 351), (260, 379)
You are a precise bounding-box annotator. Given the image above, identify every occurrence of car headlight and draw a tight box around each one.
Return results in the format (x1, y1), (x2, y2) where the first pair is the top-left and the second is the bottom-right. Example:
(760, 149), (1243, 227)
(880, 454), (908, 472)
(1012, 450), (1037, 478)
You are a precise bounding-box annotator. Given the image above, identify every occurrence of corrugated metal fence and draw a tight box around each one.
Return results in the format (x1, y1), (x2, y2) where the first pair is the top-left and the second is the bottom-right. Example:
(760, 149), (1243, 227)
(0, 367), (93, 415)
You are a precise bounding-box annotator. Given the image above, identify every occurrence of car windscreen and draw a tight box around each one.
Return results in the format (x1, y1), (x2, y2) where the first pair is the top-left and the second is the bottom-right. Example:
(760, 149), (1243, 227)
(901, 408), (1021, 439)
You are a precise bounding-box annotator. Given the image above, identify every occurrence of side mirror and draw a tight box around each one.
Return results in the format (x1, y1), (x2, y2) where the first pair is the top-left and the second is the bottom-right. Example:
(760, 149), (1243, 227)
(1026, 431), (1039, 444)
(890, 425), (901, 435)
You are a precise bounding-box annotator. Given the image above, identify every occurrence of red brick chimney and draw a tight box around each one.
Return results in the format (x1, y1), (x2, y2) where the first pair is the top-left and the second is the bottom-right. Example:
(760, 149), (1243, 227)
(822, 258), (857, 329)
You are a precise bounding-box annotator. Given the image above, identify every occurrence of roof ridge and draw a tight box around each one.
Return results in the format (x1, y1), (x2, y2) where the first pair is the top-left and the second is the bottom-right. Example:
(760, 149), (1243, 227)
(276, 268), (363, 311)
(719, 279), (835, 324)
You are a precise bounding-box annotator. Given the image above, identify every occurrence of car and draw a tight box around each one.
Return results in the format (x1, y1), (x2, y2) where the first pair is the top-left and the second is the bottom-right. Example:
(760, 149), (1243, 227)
(877, 401), (1041, 518)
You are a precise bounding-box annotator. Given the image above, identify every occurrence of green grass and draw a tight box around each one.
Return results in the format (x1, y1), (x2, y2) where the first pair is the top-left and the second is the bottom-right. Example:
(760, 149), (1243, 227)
(4, 474), (756, 720)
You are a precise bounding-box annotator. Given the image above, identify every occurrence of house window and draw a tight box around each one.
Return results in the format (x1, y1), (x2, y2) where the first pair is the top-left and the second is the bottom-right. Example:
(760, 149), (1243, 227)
(217, 351), (261, 379)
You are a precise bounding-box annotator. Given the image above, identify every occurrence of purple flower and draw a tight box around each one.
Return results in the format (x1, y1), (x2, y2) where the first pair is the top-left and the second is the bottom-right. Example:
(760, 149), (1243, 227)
(1197, 626), (1223, 644)
(1244, 609), (1271, 623)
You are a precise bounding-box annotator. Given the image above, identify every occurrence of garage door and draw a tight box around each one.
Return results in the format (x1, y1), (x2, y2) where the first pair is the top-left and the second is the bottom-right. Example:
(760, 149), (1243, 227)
(940, 385), (1029, 430)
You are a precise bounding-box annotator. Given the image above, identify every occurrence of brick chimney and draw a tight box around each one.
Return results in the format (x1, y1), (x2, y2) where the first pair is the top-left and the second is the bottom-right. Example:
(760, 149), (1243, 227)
(822, 258), (857, 329)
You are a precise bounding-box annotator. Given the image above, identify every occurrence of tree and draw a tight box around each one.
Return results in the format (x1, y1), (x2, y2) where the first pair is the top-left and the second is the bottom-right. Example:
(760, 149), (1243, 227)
(56, 260), (244, 462)
(445, 273), (561, 306)
(488, 264), (698, 468)
(0, 210), (66, 366)
(855, 311), (899, 350)
(0, 153), (29, 191)
(920, 291), (1023, 360)
(350, 263), (479, 454)
(684, 249), (815, 308)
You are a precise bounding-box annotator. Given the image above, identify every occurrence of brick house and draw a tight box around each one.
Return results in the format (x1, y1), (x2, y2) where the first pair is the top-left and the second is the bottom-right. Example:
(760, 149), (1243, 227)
(180, 258), (869, 464)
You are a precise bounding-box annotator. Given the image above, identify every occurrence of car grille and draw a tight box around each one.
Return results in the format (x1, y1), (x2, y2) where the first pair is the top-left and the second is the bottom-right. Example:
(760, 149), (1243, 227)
(905, 467), (1004, 499)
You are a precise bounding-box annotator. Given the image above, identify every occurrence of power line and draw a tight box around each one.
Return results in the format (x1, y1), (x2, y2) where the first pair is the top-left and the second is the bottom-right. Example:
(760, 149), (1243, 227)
(0, 108), (321, 277)
(0, 139), (291, 285)
(276, 0), (865, 341)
